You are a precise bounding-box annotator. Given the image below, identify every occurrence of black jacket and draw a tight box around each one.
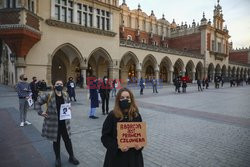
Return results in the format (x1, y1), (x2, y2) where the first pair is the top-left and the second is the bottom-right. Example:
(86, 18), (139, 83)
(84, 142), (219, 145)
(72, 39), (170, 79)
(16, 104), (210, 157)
(101, 111), (144, 167)
(99, 81), (111, 98)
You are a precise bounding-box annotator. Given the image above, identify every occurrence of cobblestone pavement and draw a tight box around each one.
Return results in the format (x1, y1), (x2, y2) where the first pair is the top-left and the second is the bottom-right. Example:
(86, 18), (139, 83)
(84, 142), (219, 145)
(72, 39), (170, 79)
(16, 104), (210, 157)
(0, 83), (250, 167)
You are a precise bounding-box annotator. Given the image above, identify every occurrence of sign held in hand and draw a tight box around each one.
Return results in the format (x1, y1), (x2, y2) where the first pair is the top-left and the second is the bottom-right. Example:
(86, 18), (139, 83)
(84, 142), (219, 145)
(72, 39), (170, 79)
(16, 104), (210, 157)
(117, 122), (147, 149)
(60, 103), (72, 120)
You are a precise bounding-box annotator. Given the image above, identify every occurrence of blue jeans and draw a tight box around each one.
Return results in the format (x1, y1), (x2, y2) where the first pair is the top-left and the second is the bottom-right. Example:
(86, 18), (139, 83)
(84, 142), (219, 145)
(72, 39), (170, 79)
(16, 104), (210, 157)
(89, 108), (96, 117)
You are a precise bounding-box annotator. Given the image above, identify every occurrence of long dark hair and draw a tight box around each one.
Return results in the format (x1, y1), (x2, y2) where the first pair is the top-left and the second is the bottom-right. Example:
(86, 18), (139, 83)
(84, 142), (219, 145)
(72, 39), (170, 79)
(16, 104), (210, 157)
(113, 88), (139, 121)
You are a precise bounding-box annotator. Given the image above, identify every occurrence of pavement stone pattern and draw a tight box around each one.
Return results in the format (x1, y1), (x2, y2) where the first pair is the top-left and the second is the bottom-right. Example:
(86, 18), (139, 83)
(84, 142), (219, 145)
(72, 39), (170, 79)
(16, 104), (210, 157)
(0, 83), (250, 167)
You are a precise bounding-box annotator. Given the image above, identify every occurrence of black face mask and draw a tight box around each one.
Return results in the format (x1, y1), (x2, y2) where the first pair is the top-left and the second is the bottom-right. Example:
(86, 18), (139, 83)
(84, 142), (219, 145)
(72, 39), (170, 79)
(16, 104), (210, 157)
(23, 78), (28, 81)
(55, 85), (63, 91)
(119, 99), (131, 110)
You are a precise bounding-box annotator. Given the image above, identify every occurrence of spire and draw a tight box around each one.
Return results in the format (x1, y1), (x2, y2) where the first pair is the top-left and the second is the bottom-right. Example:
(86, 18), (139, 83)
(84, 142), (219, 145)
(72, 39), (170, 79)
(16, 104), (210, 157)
(151, 10), (155, 16)
(192, 19), (196, 27)
(201, 12), (207, 22)
(172, 19), (176, 24)
(208, 19), (211, 25)
(138, 3), (141, 11)
(184, 22), (187, 28)
(162, 14), (165, 20)
(122, 0), (126, 6)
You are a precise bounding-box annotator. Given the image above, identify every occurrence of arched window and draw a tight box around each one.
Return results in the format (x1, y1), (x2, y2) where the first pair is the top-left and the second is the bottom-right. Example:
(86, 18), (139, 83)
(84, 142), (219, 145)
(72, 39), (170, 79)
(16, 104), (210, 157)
(153, 41), (157, 46)
(127, 35), (133, 41)
(141, 39), (146, 44)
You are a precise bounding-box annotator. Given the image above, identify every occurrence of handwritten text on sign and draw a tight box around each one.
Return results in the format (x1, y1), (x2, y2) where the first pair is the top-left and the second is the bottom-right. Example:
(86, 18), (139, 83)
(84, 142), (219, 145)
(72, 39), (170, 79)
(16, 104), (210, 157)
(117, 122), (147, 148)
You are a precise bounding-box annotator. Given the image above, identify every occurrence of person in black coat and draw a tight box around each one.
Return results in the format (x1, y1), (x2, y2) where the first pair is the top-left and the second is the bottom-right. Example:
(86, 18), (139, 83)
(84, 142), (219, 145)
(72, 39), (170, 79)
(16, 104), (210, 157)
(139, 77), (145, 95)
(182, 80), (187, 93)
(99, 76), (111, 115)
(197, 79), (202, 91)
(89, 76), (99, 119)
(101, 88), (144, 167)
(67, 77), (76, 101)
(30, 76), (39, 103)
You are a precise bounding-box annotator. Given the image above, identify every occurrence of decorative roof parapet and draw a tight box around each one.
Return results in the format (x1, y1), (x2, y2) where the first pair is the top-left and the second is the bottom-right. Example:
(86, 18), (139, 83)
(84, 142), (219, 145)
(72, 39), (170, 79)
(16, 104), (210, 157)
(229, 61), (250, 67)
(0, 24), (42, 35)
(46, 19), (117, 37)
(230, 47), (250, 52)
(120, 39), (204, 59)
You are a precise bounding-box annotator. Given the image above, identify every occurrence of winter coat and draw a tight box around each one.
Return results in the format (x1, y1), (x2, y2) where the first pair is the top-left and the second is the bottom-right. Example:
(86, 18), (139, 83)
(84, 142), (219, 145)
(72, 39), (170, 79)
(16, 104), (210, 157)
(90, 82), (99, 108)
(67, 81), (76, 97)
(139, 79), (145, 89)
(30, 81), (39, 101)
(99, 81), (111, 99)
(35, 91), (71, 142)
(101, 111), (144, 167)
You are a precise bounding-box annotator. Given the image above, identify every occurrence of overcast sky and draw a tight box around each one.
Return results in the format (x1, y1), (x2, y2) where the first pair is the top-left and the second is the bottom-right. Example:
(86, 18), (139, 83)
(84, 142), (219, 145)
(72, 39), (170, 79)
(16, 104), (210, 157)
(120, 0), (250, 49)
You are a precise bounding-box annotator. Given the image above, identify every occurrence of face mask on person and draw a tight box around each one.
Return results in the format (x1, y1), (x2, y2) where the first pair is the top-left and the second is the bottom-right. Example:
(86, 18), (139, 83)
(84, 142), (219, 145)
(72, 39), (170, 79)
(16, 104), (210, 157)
(55, 85), (63, 91)
(119, 99), (131, 110)
(23, 78), (28, 81)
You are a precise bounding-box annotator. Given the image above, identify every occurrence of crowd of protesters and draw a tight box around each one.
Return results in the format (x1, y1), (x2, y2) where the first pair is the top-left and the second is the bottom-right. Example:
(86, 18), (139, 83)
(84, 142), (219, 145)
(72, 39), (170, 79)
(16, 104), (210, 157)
(14, 72), (250, 167)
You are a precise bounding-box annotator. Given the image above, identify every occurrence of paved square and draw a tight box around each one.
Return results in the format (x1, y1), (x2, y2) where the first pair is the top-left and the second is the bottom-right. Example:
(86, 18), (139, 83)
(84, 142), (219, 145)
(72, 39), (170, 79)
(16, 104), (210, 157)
(0, 83), (250, 167)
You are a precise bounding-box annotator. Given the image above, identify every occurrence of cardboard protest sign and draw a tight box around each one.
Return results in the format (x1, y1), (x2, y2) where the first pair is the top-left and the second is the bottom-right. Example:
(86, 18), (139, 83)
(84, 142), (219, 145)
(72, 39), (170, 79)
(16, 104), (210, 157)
(117, 122), (147, 149)
(60, 103), (72, 120)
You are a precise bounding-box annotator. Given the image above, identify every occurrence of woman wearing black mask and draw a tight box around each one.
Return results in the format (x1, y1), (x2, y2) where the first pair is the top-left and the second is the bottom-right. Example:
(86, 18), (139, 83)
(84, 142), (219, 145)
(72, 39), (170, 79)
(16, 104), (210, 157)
(35, 80), (79, 167)
(101, 88), (144, 167)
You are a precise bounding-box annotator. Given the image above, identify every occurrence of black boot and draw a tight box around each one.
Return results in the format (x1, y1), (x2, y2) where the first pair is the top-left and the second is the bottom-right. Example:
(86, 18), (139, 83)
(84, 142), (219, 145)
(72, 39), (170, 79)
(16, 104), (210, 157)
(69, 156), (80, 165)
(55, 158), (61, 167)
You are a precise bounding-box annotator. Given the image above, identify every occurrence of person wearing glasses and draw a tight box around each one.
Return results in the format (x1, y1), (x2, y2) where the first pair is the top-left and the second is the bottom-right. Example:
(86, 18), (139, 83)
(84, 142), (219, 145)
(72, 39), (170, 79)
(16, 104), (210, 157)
(35, 80), (79, 167)
(101, 88), (144, 167)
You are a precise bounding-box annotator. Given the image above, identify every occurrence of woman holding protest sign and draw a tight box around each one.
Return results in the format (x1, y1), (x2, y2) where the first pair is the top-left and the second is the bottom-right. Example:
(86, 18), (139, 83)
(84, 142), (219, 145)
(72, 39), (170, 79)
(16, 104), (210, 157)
(35, 80), (79, 167)
(101, 88), (144, 167)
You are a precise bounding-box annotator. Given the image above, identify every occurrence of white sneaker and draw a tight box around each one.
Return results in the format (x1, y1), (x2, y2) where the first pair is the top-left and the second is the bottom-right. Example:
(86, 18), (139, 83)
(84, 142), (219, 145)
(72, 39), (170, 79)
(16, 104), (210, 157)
(20, 122), (24, 127)
(24, 121), (32, 125)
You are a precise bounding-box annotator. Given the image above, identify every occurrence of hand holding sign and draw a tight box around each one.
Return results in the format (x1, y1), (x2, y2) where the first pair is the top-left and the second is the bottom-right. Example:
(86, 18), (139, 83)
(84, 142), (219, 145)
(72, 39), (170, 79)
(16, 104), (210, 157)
(117, 122), (147, 149)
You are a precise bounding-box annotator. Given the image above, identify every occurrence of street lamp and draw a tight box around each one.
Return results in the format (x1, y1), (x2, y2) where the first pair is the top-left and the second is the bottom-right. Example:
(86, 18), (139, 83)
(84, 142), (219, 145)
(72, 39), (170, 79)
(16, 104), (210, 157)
(10, 53), (16, 64)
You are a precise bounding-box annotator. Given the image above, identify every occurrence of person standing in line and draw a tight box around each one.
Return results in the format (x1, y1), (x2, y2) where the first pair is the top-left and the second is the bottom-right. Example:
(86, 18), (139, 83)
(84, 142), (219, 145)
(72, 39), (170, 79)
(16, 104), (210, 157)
(101, 88), (144, 167)
(16, 74), (32, 127)
(152, 77), (158, 94)
(221, 77), (224, 87)
(89, 76), (99, 119)
(30, 76), (39, 107)
(205, 77), (209, 89)
(99, 76), (111, 115)
(176, 77), (181, 93)
(111, 79), (117, 97)
(197, 79), (202, 91)
(182, 79), (187, 93)
(35, 80), (79, 167)
(139, 77), (145, 95)
(67, 77), (77, 101)
(202, 78), (205, 90)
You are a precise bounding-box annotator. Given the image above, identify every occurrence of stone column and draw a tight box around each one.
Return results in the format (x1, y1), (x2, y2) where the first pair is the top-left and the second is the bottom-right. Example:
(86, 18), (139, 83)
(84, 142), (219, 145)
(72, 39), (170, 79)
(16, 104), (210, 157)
(211, 71), (215, 82)
(81, 67), (87, 88)
(169, 70), (173, 84)
(136, 69), (141, 81)
(15, 57), (26, 82)
(182, 70), (186, 77)
(108, 67), (119, 80)
(192, 71), (196, 83)
(136, 63), (142, 85)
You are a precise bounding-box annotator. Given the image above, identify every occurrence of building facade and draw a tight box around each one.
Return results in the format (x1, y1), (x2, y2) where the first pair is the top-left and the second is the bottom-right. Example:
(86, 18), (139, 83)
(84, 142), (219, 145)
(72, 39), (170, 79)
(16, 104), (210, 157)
(0, 0), (249, 86)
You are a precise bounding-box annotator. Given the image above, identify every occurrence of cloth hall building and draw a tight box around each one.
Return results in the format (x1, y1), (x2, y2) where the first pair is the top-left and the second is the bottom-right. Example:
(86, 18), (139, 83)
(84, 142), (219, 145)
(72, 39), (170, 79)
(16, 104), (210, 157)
(0, 0), (249, 86)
